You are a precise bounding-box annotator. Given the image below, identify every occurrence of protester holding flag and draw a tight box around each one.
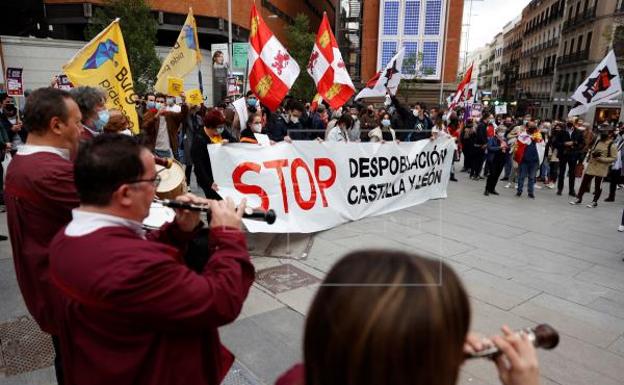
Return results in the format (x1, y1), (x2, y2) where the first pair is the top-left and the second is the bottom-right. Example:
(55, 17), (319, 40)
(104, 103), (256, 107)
(141, 94), (189, 158)
(570, 124), (617, 208)
(268, 100), (304, 142)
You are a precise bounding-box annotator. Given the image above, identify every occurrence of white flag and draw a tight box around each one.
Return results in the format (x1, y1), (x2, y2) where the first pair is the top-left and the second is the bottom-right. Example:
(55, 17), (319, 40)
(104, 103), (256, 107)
(568, 50), (621, 117)
(355, 49), (405, 100)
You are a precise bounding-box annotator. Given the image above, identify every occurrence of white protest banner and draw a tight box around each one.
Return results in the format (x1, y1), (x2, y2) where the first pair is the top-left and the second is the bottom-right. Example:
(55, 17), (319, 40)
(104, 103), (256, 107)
(495, 104), (507, 115)
(208, 138), (455, 233)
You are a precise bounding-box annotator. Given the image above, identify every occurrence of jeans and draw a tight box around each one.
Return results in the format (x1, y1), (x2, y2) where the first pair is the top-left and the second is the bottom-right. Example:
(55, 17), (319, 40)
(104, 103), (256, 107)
(503, 152), (512, 179)
(540, 161), (549, 181)
(518, 161), (538, 194)
(154, 149), (173, 159)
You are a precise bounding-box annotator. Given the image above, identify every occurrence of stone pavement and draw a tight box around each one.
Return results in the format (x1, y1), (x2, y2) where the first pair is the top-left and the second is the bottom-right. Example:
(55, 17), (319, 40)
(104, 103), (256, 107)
(1, 172), (623, 385)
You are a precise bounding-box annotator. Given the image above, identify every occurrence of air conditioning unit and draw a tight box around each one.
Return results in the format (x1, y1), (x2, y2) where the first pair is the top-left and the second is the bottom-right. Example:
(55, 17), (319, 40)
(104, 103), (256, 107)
(158, 11), (164, 25)
(84, 3), (92, 18)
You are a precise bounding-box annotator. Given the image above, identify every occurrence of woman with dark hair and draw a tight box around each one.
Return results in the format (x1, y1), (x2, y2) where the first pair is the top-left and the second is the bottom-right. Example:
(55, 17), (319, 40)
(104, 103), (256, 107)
(368, 112), (396, 142)
(276, 250), (541, 385)
(190, 109), (236, 199)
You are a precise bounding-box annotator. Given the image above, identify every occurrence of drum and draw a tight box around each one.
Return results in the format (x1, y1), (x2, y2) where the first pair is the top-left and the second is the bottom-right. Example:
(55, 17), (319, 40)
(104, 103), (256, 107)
(143, 202), (176, 230)
(156, 159), (187, 200)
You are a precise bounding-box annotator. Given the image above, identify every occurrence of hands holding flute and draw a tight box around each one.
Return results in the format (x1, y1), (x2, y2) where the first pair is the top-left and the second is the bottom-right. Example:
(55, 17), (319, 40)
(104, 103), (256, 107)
(464, 325), (540, 385)
(171, 193), (247, 232)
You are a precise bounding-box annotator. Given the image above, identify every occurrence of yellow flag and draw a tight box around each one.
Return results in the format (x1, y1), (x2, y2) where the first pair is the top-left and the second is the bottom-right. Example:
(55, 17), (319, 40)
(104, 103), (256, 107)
(63, 19), (140, 134)
(186, 89), (203, 106)
(167, 77), (184, 97)
(154, 8), (201, 93)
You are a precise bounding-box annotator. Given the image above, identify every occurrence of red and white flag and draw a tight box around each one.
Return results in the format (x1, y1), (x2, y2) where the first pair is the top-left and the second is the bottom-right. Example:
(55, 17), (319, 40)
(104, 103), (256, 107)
(307, 13), (354, 109)
(248, 3), (300, 111)
(355, 48), (405, 100)
(449, 63), (473, 110)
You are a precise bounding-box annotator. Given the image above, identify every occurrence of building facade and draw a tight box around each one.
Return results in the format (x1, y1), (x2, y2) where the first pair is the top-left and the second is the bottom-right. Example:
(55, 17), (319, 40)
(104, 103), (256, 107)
(0, 0), (337, 49)
(491, 33), (504, 98)
(552, 0), (624, 122)
(516, 0), (565, 118)
(477, 0), (624, 123)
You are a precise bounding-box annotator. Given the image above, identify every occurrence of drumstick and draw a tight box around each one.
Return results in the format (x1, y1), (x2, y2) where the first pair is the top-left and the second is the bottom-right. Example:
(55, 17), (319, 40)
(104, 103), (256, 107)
(154, 199), (277, 225)
(154, 156), (173, 169)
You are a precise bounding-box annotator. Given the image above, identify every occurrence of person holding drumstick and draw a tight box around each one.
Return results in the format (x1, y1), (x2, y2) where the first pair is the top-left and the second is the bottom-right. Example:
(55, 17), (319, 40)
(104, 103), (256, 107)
(49, 134), (254, 385)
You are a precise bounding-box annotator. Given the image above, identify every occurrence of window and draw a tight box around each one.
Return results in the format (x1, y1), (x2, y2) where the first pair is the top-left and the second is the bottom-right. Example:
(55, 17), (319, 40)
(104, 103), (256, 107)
(381, 41), (397, 67)
(580, 70), (587, 83)
(563, 40), (568, 55)
(422, 42), (439, 73)
(577, 35), (583, 52)
(585, 31), (592, 51)
(402, 42), (419, 74)
(383, 1), (400, 35)
(570, 38), (575, 53)
(564, 73), (570, 91)
(569, 72), (577, 92)
(404, 1), (420, 35)
(424, 0), (442, 35)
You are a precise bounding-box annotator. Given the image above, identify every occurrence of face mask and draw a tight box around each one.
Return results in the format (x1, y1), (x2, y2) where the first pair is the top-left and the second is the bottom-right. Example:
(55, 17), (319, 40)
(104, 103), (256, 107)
(351, 114), (358, 120)
(600, 133), (609, 139)
(413, 110), (420, 117)
(94, 110), (110, 131)
(146, 101), (156, 110)
(155, 102), (163, 110)
(217, 126), (225, 135)
(166, 98), (175, 106)
(381, 119), (391, 127)
(252, 123), (262, 133)
(290, 116), (299, 124)
(489, 119), (495, 124)
(247, 98), (257, 107)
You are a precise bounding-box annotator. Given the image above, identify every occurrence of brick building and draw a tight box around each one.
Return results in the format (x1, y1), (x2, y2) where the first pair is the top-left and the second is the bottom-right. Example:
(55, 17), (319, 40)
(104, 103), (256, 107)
(0, 0), (337, 48)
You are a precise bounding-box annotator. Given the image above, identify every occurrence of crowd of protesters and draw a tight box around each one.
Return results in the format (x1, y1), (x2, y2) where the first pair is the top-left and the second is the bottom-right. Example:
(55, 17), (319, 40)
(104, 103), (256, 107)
(0, 82), (623, 385)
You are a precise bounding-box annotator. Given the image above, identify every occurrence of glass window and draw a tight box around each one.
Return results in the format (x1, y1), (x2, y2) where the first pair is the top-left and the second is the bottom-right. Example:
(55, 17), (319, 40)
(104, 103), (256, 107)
(381, 41), (398, 68)
(383, 1), (400, 35)
(402, 42), (419, 75)
(424, 0), (442, 35)
(404, 1), (421, 35)
(422, 41), (439, 74)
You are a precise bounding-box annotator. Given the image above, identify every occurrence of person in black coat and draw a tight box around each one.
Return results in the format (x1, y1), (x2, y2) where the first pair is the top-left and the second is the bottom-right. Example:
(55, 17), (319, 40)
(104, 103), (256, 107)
(471, 115), (490, 179)
(390, 95), (432, 142)
(552, 120), (585, 196)
(190, 109), (237, 200)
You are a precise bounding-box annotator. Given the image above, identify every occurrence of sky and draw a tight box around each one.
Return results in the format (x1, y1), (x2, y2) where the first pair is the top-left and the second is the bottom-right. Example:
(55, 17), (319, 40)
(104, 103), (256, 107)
(463, 0), (533, 53)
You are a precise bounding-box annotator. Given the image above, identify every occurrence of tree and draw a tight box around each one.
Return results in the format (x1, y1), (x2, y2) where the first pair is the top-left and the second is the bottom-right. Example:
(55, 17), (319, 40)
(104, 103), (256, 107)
(86, 0), (160, 95)
(286, 14), (316, 102)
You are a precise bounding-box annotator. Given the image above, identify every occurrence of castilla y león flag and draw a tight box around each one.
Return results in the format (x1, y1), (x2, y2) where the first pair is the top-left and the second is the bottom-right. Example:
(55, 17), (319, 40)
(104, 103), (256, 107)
(307, 13), (355, 109)
(248, 3), (300, 111)
(568, 50), (621, 117)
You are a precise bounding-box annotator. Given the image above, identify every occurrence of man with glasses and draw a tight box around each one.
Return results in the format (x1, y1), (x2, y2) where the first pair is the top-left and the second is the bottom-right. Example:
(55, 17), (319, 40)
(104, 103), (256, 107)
(48, 134), (254, 385)
(5, 87), (84, 384)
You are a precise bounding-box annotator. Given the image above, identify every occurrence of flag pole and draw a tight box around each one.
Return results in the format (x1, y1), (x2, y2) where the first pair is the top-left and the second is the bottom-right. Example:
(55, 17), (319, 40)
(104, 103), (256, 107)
(228, 0), (233, 76)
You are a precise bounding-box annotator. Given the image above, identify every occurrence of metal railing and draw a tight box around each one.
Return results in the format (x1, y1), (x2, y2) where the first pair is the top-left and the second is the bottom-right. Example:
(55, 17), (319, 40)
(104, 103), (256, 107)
(562, 6), (597, 32)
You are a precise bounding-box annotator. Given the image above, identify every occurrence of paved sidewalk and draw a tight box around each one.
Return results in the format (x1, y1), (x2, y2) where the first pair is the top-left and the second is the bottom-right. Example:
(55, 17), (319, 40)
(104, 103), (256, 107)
(1, 172), (623, 385)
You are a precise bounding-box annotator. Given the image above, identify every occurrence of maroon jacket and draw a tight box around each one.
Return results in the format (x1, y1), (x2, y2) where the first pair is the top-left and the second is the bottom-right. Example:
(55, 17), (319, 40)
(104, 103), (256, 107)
(5, 150), (80, 334)
(275, 364), (305, 385)
(49, 222), (254, 385)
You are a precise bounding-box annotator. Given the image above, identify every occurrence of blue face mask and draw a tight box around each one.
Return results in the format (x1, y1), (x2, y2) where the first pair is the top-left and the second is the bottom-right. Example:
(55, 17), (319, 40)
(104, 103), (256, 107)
(247, 98), (257, 107)
(146, 101), (156, 109)
(155, 102), (163, 110)
(94, 110), (110, 131)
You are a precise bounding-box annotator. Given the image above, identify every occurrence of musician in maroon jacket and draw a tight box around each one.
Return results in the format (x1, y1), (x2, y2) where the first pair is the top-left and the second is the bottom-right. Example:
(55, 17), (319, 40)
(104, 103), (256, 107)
(5, 87), (83, 383)
(49, 134), (254, 385)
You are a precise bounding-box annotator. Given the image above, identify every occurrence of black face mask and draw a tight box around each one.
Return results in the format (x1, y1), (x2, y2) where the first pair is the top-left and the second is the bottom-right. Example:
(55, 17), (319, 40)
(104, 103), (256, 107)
(600, 133), (609, 140)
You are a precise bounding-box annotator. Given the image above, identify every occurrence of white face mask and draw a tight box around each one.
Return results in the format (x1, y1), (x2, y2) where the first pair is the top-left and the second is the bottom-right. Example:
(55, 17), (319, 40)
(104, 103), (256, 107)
(351, 114), (358, 120)
(252, 123), (262, 133)
(381, 119), (391, 127)
(290, 116), (299, 124)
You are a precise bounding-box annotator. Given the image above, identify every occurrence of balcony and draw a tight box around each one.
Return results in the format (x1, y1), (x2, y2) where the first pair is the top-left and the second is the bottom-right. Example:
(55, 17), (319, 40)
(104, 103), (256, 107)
(562, 6), (597, 33)
(556, 49), (590, 66)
